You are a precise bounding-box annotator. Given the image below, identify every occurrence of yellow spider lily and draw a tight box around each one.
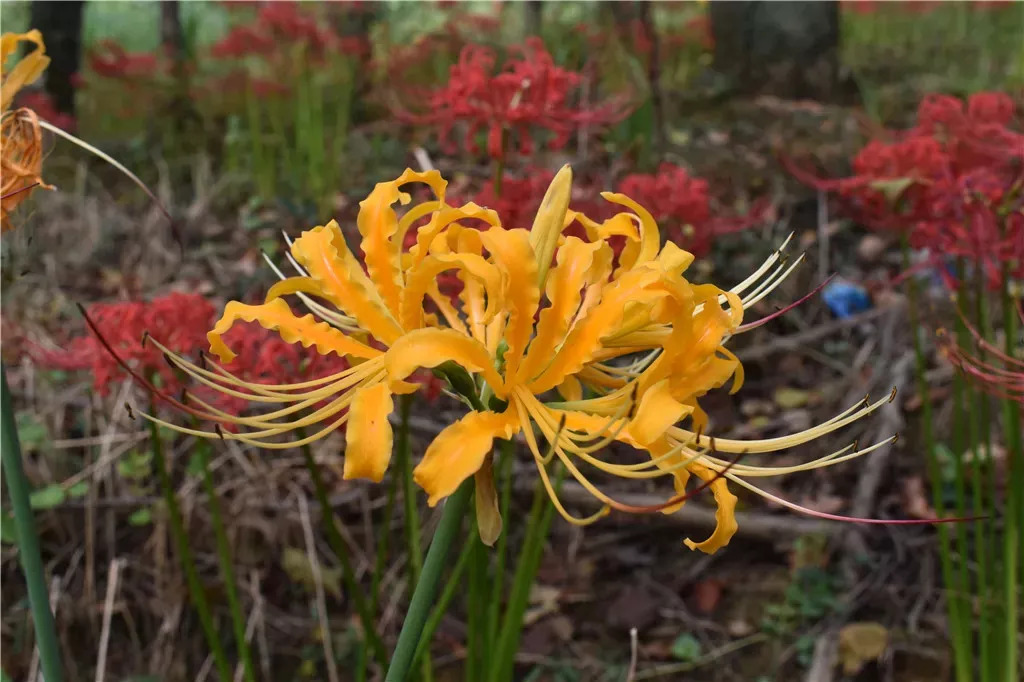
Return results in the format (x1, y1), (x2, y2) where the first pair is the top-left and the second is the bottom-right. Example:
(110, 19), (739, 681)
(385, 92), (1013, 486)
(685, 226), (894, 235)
(142, 166), (895, 553)
(1, 29), (52, 231)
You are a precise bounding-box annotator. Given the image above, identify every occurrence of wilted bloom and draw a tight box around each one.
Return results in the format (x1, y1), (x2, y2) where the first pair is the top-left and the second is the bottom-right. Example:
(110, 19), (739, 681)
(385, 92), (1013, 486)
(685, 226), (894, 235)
(123, 166), (938, 554)
(403, 38), (630, 160)
(2, 29), (52, 231)
(938, 299), (1024, 405)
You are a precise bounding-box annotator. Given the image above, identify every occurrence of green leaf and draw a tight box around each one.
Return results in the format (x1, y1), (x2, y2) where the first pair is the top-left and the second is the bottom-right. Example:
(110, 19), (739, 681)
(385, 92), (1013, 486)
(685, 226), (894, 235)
(128, 507), (153, 526)
(16, 413), (48, 450)
(0, 513), (17, 545)
(282, 546), (342, 599)
(186, 451), (207, 477)
(671, 633), (702, 661)
(29, 484), (66, 510)
(868, 177), (914, 202)
(67, 481), (90, 499)
(117, 450), (152, 480)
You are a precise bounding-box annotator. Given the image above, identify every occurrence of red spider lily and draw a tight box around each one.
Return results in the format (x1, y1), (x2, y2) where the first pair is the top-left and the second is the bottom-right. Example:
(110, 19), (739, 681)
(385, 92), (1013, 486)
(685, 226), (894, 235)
(87, 40), (162, 80)
(210, 25), (276, 60)
(938, 300), (1024, 404)
(616, 163), (772, 257)
(788, 91), (1024, 285)
(470, 168), (557, 230)
(14, 90), (75, 131)
(402, 38), (631, 160)
(30, 293), (215, 395)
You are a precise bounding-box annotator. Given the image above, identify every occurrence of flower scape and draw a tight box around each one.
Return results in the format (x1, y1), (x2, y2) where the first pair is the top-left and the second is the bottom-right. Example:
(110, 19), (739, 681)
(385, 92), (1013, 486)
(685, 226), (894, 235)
(105, 165), (918, 555)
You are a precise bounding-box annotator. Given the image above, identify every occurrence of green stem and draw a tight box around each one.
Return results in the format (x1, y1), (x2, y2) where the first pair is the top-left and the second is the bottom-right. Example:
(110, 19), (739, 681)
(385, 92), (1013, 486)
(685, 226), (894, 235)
(148, 399), (231, 682)
(396, 394), (434, 682)
(1, 366), (65, 682)
(196, 447), (256, 682)
(385, 478), (474, 682)
(410, 525), (475, 669)
(494, 465), (564, 682)
(298, 440), (389, 670)
(901, 240), (971, 681)
(487, 440), (515, 651)
(999, 267), (1022, 682)
(964, 273), (991, 682)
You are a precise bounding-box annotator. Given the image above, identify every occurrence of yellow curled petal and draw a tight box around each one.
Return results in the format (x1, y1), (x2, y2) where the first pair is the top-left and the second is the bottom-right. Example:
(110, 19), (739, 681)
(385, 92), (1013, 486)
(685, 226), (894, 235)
(474, 454), (502, 546)
(600, 192), (661, 271)
(358, 169), (447, 315)
(265, 276), (326, 301)
(207, 298), (381, 363)
(411, 203), (501, 265)
(479, 228), (539, 376)
(528, 164), (572, 290)
(682, 464), (738, 554)
(1, 30), (50, 111)
(519, 236), (606, 382)
(628, 379), (694, 446)
(529, 268), (667, 394)
(414, 409), (519, 506)
(557, 376), (583, 402)
(401, 253), (503, 330)
(344, 383), (394, 482)
(290, 220), (404, 344)
(656, 241), (695, 277)
(386, 327), (505, 397)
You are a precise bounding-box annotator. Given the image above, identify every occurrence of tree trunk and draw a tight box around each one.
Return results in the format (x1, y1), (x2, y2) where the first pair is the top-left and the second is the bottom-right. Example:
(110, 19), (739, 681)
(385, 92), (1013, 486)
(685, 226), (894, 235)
(29, 0), (85, 116)
(525, 1), (544, 38)
(709, 1), (844, 101)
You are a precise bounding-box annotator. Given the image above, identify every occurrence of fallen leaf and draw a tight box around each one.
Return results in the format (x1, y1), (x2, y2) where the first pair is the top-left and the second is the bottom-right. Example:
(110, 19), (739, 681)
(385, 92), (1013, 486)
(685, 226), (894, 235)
(901, 477), (936, 520)
(774, 387), (810, 409)
(839, 622), (888, 675)
(692, 579), (722, 614)
(281, 547), (342, 599)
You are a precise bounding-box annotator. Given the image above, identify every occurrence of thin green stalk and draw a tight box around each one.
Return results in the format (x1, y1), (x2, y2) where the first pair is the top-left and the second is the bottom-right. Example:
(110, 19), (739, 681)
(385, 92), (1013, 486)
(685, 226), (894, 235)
(196, 447), (256, 682)
(487, 440), (516, 651)
(466, 533), (488, 680)
(298, 440), (389, 669)
(494, 465), (564, 682)
(950, 267), (974, 680)
(371, 471), (400, 617)
(396, 394), (434, 682)
(147, 399), (231, 682)
(963, 274), (991, 682)
(385, 477), (475, 682)
(410, 524), (476, 669)
(999, 267), (1023, 682)
(901, 239), (971, 681)
(1, 366), (64, 682)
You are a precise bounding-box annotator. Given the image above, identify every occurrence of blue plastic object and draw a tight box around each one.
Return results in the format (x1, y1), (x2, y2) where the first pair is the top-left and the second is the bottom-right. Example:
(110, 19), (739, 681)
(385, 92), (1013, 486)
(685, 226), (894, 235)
(822, 280), (872, 318)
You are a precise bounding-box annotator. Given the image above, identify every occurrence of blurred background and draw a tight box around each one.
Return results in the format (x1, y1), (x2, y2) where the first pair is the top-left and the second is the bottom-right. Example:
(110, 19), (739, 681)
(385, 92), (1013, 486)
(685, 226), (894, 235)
(1, 1), (1022, 681)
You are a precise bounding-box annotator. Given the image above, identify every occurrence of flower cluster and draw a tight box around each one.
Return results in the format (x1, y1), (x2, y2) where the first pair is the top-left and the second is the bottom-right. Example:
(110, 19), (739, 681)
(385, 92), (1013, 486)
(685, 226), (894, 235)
(211, 1), (368, 61)
(2, 30), (53, 232)
(792, 91), (1024, 286)
(32, 293), (218, 395)
(87, 40), (162, 81)
(31, 293), (364, 411)
(403, 38), (630, 160)
(142, 167), (912, 554)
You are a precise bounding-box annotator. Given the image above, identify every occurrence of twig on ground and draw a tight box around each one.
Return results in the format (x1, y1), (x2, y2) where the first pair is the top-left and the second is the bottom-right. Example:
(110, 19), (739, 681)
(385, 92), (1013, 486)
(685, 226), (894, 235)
(94, 558), (125, 682)
(296, 490), (340, 682)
